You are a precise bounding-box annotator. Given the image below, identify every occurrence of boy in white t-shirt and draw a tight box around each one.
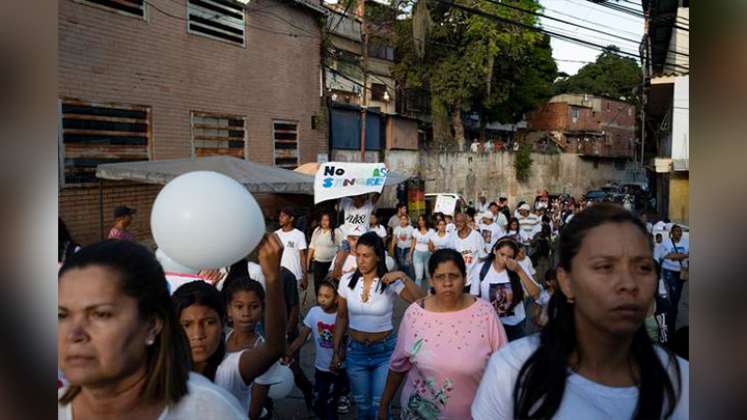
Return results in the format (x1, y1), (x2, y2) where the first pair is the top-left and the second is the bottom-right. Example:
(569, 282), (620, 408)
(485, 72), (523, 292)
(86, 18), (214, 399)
(275, 207), (309, 289)
(286, 280), (350, 418)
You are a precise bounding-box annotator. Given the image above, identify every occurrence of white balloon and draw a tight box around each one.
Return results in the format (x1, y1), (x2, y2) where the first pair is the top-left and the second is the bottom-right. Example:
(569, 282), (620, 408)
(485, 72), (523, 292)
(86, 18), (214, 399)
(155, 248), (199, 275)
(264, 363), (294, 400)
(151, 171), (265, 270)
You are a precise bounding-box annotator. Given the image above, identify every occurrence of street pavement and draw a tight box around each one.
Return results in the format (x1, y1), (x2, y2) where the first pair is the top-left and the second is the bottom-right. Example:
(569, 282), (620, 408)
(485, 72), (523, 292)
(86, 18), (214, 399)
(274, 286), (410, 419)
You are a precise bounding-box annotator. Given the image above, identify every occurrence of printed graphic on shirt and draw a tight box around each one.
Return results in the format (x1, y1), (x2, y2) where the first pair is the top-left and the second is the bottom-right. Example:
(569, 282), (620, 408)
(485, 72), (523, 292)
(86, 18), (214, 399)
(481, 229), (493, 246)
(286, 241), (296, 249)
(316, 321), (334, 349)
(399, 233), (409, 242)
(346, 214), (367, 225)
(460, 250), (475, 266)
(404, 338), (454, 420)
(487, 283), (516, 317)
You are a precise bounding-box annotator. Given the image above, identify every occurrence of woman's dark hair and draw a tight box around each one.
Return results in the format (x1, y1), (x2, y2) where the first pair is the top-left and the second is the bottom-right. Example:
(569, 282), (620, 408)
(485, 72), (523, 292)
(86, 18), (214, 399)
(58, 240), (190, 406)
(513, 203), (681, 419)
(466, 207), (476, 218)
(223, 276), (266, 306)
(347, 232), (389, 293)
(416, 214), (431, 230)
(316, 212), (337, 244)
(482, 238), (525, 312)
(172, 281), (226, 381)
(508, 217), (520, 231)
(427, 248), (466, 279)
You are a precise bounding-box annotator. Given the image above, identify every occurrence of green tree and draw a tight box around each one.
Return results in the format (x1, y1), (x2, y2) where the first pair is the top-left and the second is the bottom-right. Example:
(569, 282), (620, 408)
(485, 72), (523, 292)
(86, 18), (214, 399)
(393, 0), (554, 149)
(552, 45), (641, 102)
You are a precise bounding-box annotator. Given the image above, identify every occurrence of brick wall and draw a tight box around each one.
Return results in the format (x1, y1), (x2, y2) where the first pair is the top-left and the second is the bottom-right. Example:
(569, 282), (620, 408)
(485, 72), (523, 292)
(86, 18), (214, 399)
(59, 0), (327, 244)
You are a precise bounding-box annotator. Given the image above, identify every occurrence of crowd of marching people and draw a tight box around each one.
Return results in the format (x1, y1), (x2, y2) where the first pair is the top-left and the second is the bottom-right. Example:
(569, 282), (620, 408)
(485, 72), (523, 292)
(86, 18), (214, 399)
(58, 190), (689, 419)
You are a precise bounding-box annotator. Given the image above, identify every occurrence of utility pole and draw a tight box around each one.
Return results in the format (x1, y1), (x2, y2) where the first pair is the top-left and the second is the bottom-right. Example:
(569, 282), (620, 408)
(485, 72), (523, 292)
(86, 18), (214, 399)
(359, 0), (368, 161)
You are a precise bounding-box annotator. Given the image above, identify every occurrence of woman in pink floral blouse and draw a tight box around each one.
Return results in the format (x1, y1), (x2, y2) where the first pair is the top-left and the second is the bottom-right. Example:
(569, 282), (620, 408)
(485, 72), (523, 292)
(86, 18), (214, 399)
(378, 249), (508, 419)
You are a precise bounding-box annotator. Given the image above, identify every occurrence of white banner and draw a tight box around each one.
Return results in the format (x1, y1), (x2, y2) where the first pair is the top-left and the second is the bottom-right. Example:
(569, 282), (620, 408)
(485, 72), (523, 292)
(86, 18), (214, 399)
(434, 195), (457, 216)
(314, 162), (389, 204)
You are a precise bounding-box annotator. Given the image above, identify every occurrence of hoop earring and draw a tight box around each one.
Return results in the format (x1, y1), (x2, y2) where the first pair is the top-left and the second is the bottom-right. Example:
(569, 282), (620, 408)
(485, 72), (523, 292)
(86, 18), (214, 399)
(567, 297), (575, 304)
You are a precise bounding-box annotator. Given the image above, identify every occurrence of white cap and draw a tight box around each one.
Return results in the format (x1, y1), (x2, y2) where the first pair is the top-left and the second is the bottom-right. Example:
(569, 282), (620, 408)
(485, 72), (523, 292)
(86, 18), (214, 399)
(343, 224), (366, 238)
(518, 203), (531, 211)
(480, 212), (495, 220)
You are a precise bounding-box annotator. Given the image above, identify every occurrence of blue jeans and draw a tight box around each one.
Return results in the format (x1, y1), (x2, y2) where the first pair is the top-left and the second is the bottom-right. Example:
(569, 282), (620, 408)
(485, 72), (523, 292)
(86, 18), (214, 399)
(395, 246), (411, 277)
(346, 333), (396, 420)
(412, 250), (431, 287)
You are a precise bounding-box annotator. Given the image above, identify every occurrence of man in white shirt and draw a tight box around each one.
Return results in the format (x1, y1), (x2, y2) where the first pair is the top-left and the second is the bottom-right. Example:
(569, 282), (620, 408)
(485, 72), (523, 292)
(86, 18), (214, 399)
(275, 207), (309, 290)
(660, 224), (689, 337)
(476, 193), (490, 214)
(453, 212), (487, 292)
(488, 201), (509, 231)
(516, 203), (541, 243)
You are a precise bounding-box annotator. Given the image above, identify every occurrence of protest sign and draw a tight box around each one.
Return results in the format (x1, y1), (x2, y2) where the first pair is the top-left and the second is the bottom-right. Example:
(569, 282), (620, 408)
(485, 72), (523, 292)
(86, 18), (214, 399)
(314, 162), (388, 204)
(434, 194), (458, 216)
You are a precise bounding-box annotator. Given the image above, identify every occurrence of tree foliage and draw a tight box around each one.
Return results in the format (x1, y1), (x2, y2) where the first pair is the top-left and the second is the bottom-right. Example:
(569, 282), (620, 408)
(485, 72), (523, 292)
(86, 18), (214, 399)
(552, 45), (641, 102)
(393, 0), (556, 148)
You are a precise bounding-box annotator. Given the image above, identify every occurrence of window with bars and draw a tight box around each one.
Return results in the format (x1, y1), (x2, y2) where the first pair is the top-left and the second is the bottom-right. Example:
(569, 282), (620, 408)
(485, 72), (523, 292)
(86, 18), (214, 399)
(370, 83), (387, 101)
(60, 99), (150, 185)
(273, 121), (299, 169)
(187, 0), (245, 46)
(75, 0), (145, 18)
(191, 112), (246, 158)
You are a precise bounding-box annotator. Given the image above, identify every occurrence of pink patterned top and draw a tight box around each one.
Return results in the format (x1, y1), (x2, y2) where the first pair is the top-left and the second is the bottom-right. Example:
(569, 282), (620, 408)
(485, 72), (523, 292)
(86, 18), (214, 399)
(108, 227), (134, 241)
(389, 297), (507, 419)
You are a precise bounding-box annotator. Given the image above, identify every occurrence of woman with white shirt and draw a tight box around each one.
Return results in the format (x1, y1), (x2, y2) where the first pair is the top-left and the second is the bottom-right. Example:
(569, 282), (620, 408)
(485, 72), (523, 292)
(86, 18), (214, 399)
(429, 218), (455, 252)
(369, 212), (388, 241)
(331, 232), (425, 420)
(308, 212), (342, 295)
(471, 237), (541, 341)
(660, 224), (689, 339)
(472, 204), (688, 419)
(408, 214), (435, 288)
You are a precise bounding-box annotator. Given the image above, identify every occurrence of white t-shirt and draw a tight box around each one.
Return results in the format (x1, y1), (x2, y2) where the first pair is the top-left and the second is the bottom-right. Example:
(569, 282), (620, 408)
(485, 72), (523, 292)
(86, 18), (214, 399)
(58, 373), (245, 420)
(337, 272), (405, 332)
(472, 336), (689, 420)
(471, 263), (526, 326)
(328, 253), (358, 277)
(494, 211), (508, 230)
(165, 273), (207, 295)
(659, 237), (689, 272)
(478, 222), (505, 251)
(453, 229), (487, 287)
(341, 197), (374, 236)
(430, 231), (455, 251)
(370, 224), (388, 240)
(518, 214), (541, 240)
(215, 335), (277, 412)
(446, 222), (457, 233)
(412, 228), (435, 252)
(303, 306), (337, 372)
(393, 225), (414, 249)
(247, 262), (266, 289)
(275, 228), (307, 282)
(309, 227), (343, 263)
(517, 256), (536, 283)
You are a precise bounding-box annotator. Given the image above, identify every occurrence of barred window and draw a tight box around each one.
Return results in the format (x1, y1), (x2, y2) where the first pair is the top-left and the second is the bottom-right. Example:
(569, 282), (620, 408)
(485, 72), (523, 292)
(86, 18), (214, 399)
(191, 112), (247, 158)
(273, 121), (299, 169)
(187, 0), (245, 46)
(75, 0), (145, 18)
(60, 99), (150, 185)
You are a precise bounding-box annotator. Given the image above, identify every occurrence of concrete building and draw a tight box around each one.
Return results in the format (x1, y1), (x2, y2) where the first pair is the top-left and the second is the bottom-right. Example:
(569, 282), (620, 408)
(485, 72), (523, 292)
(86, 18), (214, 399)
(525, 94), (636, 159)
(59, 0), (328, 244)
(640, 0), (689, 224)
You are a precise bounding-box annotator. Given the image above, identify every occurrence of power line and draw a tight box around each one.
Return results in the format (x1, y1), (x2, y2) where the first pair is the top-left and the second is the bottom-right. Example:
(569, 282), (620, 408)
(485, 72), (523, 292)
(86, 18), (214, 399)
(482, 0), (689, 59)
(541, 6), (642, 38)
(429, 0), (689, 72)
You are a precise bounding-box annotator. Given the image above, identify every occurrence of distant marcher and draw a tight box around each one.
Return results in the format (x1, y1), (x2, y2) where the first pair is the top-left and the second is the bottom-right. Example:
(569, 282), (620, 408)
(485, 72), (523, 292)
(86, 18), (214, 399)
(107, 206), (136, 241)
